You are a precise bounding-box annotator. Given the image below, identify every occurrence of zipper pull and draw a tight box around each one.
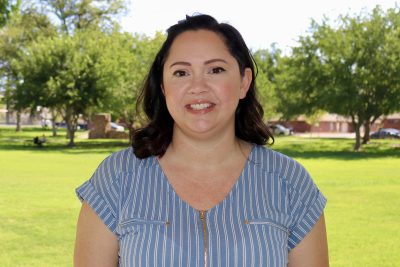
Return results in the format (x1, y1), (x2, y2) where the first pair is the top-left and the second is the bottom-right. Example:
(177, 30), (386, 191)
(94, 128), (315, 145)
(199, 210), (206, 221)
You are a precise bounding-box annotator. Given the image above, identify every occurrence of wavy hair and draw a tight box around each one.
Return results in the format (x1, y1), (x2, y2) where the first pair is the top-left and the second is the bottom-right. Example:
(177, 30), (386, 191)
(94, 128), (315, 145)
(132, 14), (273, 158)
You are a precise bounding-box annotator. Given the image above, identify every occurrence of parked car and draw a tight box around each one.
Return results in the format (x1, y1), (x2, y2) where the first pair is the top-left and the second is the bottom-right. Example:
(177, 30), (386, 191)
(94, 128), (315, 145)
(41, 119), (52, 128)
(110, 122), (125, 132)
(55, 122), (67, 128)
(370, 128), (400, 139)
(270, 124), (293, 135)
(54, 121), (87, 130)
(77, 123), (88, 130)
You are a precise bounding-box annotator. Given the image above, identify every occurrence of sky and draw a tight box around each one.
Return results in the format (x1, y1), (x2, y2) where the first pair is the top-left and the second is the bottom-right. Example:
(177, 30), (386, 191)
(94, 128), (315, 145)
(120, 0), (399, 52)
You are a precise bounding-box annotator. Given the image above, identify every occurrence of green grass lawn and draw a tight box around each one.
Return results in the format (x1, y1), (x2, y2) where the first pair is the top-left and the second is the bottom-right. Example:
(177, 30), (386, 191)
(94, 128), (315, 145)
(0, 126), (399, 266)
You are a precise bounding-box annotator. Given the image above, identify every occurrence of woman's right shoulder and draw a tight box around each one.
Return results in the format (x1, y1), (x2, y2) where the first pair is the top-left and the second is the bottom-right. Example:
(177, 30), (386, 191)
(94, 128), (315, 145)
(99, 147), (156, 174)
(99, 147), (138, 173)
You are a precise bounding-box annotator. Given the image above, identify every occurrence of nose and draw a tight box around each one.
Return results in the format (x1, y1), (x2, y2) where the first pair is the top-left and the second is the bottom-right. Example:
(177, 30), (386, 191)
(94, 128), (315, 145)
(188, 74), (208, 94)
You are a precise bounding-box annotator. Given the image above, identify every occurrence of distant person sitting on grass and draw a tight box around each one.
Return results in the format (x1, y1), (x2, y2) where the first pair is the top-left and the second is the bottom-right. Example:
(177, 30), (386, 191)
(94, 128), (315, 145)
(33, 135), (46, 146)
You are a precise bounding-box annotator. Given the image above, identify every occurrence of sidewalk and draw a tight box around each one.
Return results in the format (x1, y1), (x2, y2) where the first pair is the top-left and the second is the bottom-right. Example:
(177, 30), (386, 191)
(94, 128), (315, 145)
(294, 132), (356, 139)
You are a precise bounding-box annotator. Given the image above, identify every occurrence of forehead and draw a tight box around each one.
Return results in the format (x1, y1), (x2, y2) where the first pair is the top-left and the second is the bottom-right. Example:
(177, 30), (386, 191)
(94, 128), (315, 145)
(166, 30), (232, 60)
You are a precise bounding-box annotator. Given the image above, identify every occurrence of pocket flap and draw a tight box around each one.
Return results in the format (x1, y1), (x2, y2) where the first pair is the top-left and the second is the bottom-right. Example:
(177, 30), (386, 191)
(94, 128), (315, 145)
(244, 212), (290, 234)
(118, 217), (169, 236)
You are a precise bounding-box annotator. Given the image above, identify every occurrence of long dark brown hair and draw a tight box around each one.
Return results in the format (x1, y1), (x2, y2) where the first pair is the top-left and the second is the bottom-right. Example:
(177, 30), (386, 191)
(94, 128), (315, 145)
(132, 14), (273, 158)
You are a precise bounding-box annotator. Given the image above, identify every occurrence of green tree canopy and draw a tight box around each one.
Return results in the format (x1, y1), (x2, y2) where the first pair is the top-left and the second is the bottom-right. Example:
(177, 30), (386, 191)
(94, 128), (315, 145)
(38, 0), (126, 34)
(252, 46), (280, 121)
(107, 32), (165, 132)
(2, 0), (130, 144)
(0, 0), (20, 27)
(15, 28), (137, 146)
(275, 6), (400, 150)
(0, 6), (56, 130)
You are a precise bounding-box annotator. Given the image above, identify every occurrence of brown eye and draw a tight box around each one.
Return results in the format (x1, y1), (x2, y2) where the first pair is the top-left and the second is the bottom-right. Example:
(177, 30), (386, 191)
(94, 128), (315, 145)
(173, 70), (188, 77)
(210, 67), (225, 74)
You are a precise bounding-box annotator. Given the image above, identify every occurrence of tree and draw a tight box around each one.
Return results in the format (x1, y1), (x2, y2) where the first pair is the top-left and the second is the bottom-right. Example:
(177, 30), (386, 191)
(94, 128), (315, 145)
(107, 32), (165, 134)
(274, 37), (328, 120)
(7, 0), (129, 144)
(0, 6), (56, 130)
(275, 6), (400, 150)
(0, 0), (20, 27)
(15, 28), (135, 146)
(37, 0), (126, 34)
(5, 0), (165, 146)
(252, 46), (280, 120)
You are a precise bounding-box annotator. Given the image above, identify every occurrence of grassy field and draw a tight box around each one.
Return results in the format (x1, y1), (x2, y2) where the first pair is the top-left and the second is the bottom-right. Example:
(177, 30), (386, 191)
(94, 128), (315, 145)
(0, 126), (399, 266)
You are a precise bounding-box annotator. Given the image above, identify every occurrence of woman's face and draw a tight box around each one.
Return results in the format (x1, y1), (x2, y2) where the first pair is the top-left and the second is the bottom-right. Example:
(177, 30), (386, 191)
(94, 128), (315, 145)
(162, 30), (252, 139)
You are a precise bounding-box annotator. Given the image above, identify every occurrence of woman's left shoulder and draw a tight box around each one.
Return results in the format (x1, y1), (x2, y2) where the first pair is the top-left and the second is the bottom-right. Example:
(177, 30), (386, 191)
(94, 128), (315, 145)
(250, 145), (308, 176)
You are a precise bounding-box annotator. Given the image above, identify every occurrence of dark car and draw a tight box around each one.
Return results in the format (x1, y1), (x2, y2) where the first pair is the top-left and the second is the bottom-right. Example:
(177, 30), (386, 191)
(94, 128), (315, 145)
(370, 128), (400, 139)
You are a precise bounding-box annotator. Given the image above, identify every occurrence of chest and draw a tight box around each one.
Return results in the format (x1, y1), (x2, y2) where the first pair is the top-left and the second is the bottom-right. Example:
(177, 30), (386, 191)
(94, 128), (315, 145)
(158, 155), (250, 211)
(164, 168), (243, 211)
(116, 167), (291, 267)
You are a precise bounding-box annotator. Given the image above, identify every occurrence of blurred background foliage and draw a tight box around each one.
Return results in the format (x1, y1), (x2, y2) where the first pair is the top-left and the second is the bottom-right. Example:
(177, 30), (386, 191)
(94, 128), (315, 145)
(0, 1), (399, 150)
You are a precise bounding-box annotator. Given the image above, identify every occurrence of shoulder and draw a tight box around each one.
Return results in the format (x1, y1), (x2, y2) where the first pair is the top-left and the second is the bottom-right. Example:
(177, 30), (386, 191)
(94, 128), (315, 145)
(98, 147), (156, 174)
(250, 145), (308, 179)
(95, 147), (159, 190)
(100, 147), (135, 171)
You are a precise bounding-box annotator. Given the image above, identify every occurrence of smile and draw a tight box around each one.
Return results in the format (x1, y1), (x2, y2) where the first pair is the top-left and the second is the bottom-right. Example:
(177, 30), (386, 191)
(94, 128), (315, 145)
(189, 103), (213, 111)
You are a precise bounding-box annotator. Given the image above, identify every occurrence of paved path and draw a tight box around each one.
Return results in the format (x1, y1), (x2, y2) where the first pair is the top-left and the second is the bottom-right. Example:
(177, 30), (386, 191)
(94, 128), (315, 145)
(294, 132), (356, 139)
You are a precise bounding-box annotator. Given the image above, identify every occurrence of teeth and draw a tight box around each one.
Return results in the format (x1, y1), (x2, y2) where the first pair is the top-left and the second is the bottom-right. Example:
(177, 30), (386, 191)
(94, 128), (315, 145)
(190, 103), (212, 110)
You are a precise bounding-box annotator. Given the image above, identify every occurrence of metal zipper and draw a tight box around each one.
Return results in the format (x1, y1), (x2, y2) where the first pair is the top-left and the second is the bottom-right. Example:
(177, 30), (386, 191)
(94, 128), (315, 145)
(199, 210), (208, 267)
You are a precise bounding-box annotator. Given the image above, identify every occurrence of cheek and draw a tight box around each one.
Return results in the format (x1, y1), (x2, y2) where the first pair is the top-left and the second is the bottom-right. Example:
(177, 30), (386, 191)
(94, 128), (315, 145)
(163, 87), (183, 110)
(163, 78), (191, 103)
(216, 80), (242, 102)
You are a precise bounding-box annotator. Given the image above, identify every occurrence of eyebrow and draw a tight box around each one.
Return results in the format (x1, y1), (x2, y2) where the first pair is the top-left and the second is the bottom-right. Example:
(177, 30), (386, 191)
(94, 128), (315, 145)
(168, 58), (228, 68)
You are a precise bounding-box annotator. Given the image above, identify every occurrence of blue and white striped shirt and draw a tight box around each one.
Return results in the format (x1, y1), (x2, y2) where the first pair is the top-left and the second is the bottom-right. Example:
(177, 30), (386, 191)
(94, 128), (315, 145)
(76, 145), (326, 266)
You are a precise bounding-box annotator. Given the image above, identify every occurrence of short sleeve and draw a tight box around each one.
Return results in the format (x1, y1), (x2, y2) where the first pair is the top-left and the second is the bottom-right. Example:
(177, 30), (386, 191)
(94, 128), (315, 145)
(285, 160), (327, 250)
(76, 155), (121, 235)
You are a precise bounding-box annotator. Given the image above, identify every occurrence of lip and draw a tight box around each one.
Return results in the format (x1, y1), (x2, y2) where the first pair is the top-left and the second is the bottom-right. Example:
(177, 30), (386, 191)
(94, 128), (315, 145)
(185, 101), (215, 114)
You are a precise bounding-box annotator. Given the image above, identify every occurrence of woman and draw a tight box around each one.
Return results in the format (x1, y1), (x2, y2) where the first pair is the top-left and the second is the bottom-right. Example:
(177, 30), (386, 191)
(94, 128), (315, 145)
(74, 14), (328, 267)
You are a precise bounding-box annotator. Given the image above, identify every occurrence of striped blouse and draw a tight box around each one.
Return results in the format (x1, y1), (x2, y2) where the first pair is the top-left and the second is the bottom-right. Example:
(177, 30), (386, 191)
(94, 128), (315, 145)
(76, 145), (326, 267)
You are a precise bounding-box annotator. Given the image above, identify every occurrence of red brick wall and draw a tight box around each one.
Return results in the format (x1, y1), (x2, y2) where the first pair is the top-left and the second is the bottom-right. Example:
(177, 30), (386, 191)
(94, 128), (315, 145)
(383, 118), (400, 130)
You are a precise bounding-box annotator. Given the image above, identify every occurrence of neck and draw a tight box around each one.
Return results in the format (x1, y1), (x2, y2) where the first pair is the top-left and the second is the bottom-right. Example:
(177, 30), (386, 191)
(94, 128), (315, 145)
(165, 128), (247, 167)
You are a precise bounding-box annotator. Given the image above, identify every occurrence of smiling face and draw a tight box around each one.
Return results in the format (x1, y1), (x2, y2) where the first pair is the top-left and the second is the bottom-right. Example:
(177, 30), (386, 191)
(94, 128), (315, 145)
(162, 30), (252, 140)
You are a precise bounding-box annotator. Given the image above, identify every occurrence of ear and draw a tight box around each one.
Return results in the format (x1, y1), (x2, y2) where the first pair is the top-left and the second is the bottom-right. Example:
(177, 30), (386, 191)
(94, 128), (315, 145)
(239, 68), (252, 99)
(160, 84), (165, 95)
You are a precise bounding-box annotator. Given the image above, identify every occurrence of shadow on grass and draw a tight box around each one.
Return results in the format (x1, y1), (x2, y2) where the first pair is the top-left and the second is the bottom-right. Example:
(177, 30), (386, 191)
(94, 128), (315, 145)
(0, 140), (130, 154)
(270, 137), (400, 160)
(1, 139), (398, 159)
(1, 127), (399, 159)
(273, 147), (400, 160)
(0, 127), (130, 154)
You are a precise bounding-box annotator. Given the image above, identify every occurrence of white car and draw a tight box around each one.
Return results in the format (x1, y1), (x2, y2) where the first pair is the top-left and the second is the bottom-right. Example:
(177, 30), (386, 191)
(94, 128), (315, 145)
(110, 122), (125, 132)
(270, 124), (293, 135)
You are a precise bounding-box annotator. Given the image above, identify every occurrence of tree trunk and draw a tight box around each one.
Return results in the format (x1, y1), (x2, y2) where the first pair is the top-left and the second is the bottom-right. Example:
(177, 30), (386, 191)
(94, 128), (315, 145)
(67, 122), (76, 147)
(354, 125), (362, 151)
(16, 111), (21, 132)
(351, 115), (362, 151)
(5, 100), (10, 124)
(362, 121), (370, 144)
(65, 111), (77, 147)
(51, 109), (57, 137)
(67, 129), (75, 147)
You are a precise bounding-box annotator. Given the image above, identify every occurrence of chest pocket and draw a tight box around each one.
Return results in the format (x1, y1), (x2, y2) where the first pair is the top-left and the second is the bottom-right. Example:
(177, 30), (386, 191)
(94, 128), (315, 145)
(117, 217), (170, 238)
(244, 212), (290, 252)
(243, 213), (291, 260)
(117, 217), (171, 267)
(245, 217), (289, 234)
